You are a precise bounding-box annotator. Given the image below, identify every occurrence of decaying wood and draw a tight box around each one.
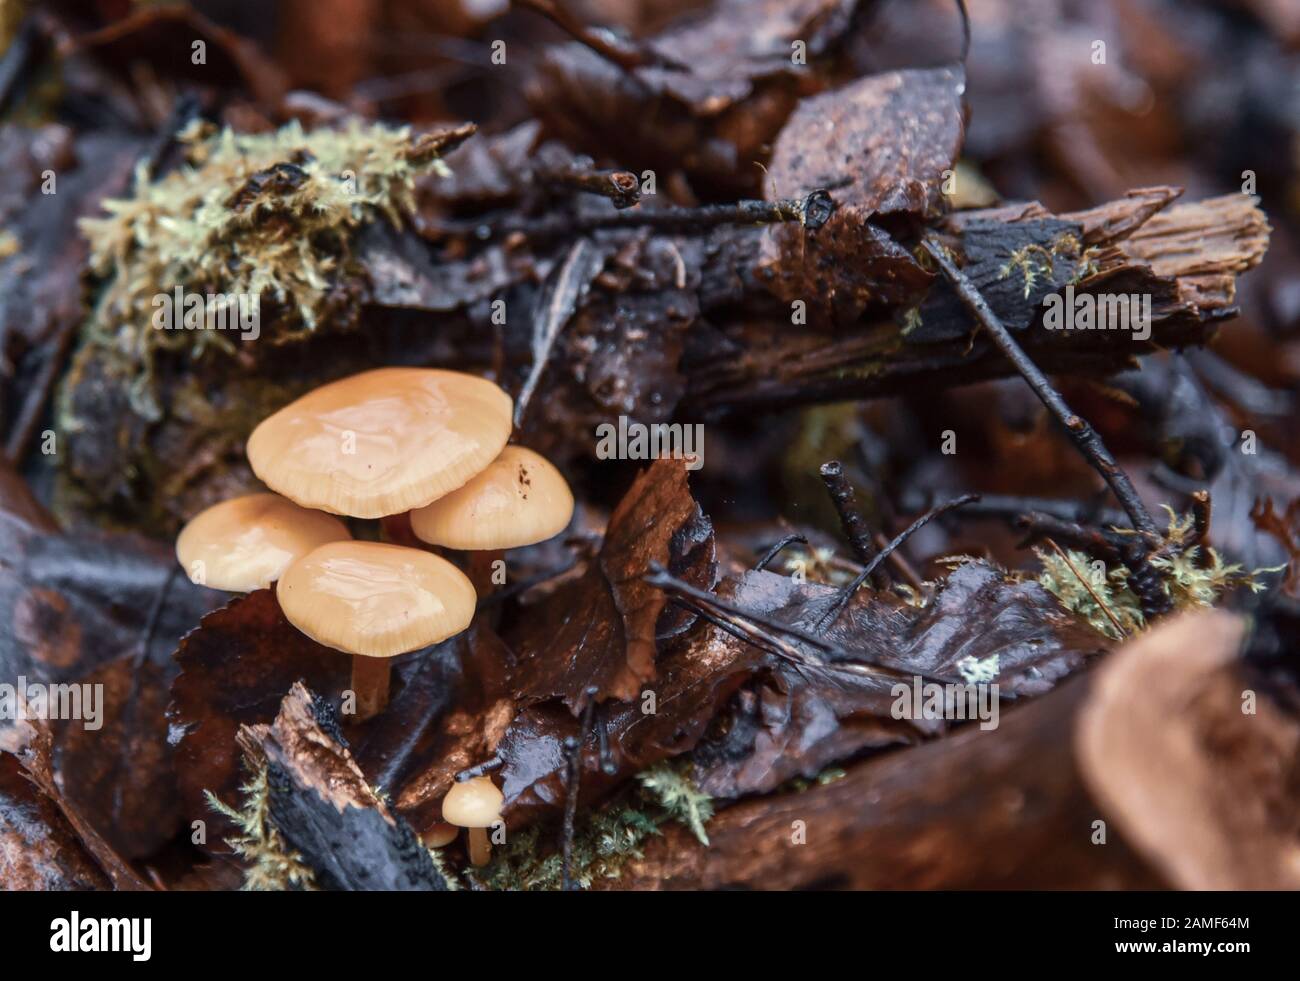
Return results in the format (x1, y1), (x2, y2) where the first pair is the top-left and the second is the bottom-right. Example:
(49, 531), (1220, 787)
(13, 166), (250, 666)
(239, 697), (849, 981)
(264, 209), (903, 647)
(237, 683), (447, 891)
(1078, 611), (1300, 890)
(683, 193), (1270, 417)
(605, 611), (1296, 890)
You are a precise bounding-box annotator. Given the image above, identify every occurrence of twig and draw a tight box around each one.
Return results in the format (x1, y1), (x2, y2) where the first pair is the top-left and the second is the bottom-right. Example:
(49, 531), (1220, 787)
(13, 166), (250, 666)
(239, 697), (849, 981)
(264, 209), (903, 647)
(561, 688), (597, 891)
(1189, 488), (1212, 545)
(920, 233), (1159, 538)
(539, 163), (640, 208)
(138, 93), (202, 187)
(904, 489), (1127, 529)
(754, 533), (808, 571)
(514, 0), (684, 72)
(1044, 538), (1126, 638)
(955, 0), (971, 63)
(433, 190), (834, 245)
(1013, 511), (1124, 561)
(0, 17), (42, 117)
(819, 461), (888, 587)
(454, 755), (503, 782)
(816, 493), (981, 629)
(514, 238), (602, 428)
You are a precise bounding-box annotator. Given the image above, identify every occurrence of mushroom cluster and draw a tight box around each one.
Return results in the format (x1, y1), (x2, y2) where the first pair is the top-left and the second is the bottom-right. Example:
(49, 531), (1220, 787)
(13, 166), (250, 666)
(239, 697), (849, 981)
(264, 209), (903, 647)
(174, 367), (574, 725)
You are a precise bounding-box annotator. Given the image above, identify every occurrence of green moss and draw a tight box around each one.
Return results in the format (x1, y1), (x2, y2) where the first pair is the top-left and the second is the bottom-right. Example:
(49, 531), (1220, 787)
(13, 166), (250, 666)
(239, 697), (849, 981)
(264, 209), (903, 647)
(1037, 507), (1279, 640)
(205, 764), (318, 892)
(461, 762), (714, 891)
(637, 760), (714, 846)
(77, 119), (454, 418)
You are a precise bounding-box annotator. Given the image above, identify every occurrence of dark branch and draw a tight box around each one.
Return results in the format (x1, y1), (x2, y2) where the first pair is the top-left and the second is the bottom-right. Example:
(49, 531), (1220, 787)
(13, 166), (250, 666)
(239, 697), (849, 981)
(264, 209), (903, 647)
(919, 233), (1159, 538)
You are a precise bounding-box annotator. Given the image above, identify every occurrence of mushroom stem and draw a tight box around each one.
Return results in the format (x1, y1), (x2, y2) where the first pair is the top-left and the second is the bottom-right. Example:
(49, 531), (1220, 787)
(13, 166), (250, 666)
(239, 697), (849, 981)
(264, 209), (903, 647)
(351, 655), (391, 721)
(467, 549), (504, 595)
(467, 826), (492, 866)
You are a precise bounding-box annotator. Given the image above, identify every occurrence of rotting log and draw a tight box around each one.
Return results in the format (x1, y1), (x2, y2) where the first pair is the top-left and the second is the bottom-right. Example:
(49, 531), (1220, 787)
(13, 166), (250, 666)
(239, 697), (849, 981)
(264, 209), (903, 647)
(604, 610), (1296, 890)
(682, 193), (1269, 417)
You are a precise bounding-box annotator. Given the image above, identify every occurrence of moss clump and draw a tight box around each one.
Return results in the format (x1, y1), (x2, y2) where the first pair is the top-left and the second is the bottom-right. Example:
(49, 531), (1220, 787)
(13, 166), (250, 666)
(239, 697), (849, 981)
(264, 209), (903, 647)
(463, 762), (714, 891)
(466, 806), (661, 892)
(1037, 509), (1277, 640)
(77, 119), (457, 417)
(637, 761), (714, 846)
(205, 764), (318, 892)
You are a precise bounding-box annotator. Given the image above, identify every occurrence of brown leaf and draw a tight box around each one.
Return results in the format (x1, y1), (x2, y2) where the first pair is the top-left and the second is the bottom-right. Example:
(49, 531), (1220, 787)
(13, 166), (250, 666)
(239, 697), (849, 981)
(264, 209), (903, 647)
(13, 721), (150, 890)
(510, 457), (711, 713)
(690, 561), (1108, 798)
(53, 654), (180, 860)
(169, 589), (348, 845)
(0, 506), (219, 688)
(759, 66), (966, 322)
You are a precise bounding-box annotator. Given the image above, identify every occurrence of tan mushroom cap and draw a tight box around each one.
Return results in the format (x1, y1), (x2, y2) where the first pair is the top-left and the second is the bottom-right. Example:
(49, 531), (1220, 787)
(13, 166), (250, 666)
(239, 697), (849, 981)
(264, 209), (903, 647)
(410, 445), (574, 550)
(276, 541), (476, 658)
(176, 493), (350, 592)
(246, 368), (513, 519)
(441, 776), (504, 829)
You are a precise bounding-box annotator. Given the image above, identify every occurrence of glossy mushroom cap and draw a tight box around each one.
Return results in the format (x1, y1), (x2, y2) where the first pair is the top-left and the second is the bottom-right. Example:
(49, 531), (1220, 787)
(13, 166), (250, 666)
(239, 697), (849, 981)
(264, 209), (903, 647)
(176, 493), (350, 592)
(247, 368), (513, 519)
(441, 776), (504, 829)
(276, 541), (476, 657)
(422, 823), (459, 848)
(410, 445), (574, 550)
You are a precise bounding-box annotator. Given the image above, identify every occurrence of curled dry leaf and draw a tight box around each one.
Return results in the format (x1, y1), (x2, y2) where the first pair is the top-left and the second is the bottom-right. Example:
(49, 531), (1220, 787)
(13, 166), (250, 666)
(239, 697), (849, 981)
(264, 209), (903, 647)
(759, 66), (967, 322)
(509, 457), (713, 713)
(690, 561), (1108, 798)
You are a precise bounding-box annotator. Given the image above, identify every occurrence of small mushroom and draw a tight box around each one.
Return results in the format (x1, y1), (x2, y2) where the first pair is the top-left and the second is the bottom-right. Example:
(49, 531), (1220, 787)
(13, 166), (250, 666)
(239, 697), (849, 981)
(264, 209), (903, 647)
(277, 541), (476, 720)
(409, 445), (574, 592)
(175, 493), (350, 592)
(246, 367), (513, 519)
(421, 822), (459, 848)
(441, 776), (504, 866)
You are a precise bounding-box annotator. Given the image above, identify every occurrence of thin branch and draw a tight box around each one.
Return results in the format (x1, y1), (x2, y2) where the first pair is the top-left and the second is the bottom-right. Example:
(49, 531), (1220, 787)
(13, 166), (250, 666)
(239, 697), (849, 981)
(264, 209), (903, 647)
(920, 233), (1159, 538)
(536, 161), (640, 208)
(561, 688), (597, 891)
(816, 493), (981, 629)
(432, 190), (834, 245)
(454, 755), (503, 782)
(514, 0), (683, 72)
(514, 238), (602, 428)
(754, 533), (808, 571)
(819, 461), (888, 587)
